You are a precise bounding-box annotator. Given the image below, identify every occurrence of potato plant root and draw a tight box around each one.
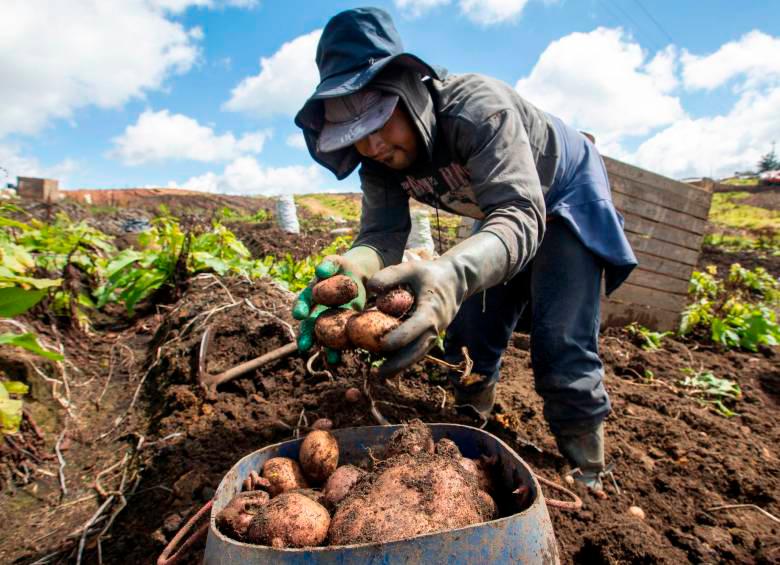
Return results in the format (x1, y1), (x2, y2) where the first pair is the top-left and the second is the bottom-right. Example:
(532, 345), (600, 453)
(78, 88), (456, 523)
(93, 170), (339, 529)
(5, 195), (779, 565)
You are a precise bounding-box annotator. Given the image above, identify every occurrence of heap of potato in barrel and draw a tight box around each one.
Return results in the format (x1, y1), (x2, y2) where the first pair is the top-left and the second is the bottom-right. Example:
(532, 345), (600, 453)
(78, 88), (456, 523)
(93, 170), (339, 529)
(312, 275), (415, 353)
(216, 420), (499, 547)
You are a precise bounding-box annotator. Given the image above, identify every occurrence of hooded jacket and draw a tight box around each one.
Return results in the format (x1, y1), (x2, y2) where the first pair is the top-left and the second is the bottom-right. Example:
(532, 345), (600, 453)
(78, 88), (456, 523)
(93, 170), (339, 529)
(298, 65), (637, 293)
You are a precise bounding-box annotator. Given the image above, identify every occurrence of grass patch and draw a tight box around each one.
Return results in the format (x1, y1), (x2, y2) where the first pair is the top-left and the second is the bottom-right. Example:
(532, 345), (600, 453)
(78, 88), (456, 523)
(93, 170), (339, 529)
(709, 192), (780, 231)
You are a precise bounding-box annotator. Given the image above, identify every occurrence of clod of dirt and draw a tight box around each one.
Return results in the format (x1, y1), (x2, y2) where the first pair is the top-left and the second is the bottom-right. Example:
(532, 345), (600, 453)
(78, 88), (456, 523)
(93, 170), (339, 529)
(247, 492), (330, 548)
(299, 430), (339, 483)
(376, 287), (414, 318)
(385, 419), (435, 458)
(216, 490), (270, 541)
(312, 275), (358, 307)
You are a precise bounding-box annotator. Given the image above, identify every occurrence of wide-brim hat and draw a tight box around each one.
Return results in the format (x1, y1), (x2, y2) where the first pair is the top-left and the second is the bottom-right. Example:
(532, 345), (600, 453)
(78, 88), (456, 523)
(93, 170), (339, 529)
(295, 8), (445, 177)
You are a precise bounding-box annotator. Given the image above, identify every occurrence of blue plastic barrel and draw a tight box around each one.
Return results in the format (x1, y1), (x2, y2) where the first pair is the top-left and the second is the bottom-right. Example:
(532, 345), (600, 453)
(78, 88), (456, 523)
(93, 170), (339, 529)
(204, 424), (560, 564)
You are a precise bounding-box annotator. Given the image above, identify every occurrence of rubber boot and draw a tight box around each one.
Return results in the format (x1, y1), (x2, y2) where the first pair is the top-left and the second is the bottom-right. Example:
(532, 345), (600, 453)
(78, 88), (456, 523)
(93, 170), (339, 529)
(454, 380), (497, 420)
(554, 421), (607, 494)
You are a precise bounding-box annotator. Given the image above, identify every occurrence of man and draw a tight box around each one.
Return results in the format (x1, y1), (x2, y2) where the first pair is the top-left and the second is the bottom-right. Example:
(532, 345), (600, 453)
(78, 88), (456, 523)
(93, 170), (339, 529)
(293, 8), (637, 494)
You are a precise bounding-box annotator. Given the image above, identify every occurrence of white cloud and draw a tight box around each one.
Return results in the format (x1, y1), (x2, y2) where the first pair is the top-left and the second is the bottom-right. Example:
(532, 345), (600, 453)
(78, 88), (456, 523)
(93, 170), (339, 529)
(630, 74), (780, 179)
(515, 27), (684, 147)
(395, 0), (451, 18)
(148, 0), (258, 14)
(225, 30), (322, 117)
(175, 157), (332, 195)
(111, 109), (271, 165)
(0, 0), (208, 138)
(285, 133), (307, 150)
(681, 31), (780, 91)
(395, 0), (533, 24)
(460, 0), (530, 25)
(0, 143), (79, 187)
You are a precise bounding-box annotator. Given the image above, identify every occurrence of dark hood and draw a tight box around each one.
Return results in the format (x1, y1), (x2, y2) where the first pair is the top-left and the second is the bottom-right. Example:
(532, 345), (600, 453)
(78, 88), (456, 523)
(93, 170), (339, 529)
(297, 65), (440, 179)
(294, 7), (445, 179)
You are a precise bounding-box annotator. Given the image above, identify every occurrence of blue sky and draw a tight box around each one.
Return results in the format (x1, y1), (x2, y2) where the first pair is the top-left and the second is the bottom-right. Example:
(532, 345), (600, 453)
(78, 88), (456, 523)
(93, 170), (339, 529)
(2, 1), (779, 194)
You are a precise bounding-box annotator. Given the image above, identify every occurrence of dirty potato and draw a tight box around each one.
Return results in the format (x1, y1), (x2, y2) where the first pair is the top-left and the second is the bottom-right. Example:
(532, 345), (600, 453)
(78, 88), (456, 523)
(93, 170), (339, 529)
(385, 419), (435, 458)
(376, 286), (414, 318)
(314, 308), (355, 350)
(247, 492), (330, 548)
(435, 438), (462, 459)
(312, 275), (359, 307)
(261, 457), (309, 496)
(299, 430), (340, 483)
(323, 464), (366, 507)
(328, 455), (489, 545)
(346, 310), (399, 353)
(215, 490), (270, 541)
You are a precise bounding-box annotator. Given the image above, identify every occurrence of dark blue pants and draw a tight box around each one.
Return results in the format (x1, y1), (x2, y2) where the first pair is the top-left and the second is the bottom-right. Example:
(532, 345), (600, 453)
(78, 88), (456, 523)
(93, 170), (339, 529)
(444, 220), (610, 434)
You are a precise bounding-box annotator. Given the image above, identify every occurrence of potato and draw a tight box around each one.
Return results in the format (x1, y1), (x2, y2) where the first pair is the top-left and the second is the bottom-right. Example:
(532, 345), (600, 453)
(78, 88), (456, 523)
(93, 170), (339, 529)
(242, 470), (271, 493)
(261, 457), (309, 496)
(323, 464), (366, 507)
(288, 488), (328, 507)
(478, 489), (498, 520)
(247, 492), (330, 548)
(312, 275), (358, 306)
(314, 308), (355, 350)
(435, 438), (462, 459)
(311, 417), (333, 431)
(299, 430), (339, 483)
(215, 490), (270, 541)
(376, 286), (414, 317)
(385, 419), (435, 459)
(344, 387), (361, 403)
(458, 457), (494, 494)
(328, 455), (487, 545)
(346, 310), (399, 353)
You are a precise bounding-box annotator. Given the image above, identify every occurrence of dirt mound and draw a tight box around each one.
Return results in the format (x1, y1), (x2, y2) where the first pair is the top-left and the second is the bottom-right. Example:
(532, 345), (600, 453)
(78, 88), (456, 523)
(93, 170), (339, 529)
(228, 223), (339, 260)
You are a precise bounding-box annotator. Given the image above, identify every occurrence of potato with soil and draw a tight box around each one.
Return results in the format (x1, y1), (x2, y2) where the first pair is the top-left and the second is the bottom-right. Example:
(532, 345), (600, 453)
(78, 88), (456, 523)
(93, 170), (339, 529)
(216, 490), (270, 541)
(376, 286), (415, 317)
(346, 309), (400, 353)
(328, 453), (494, 545)
(299, 430), (339, 483)
(247, 492), (330, 548)
(261, 457), (309, 496)
(314, 308), (356, 350)
(323, 464), (366, 507)
(312, 275), (359, 306)
(385, 419), (435, 458)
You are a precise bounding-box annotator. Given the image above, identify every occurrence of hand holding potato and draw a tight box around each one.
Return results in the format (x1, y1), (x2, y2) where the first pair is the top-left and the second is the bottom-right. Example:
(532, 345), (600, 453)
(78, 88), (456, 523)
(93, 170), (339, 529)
(292, 252), (374, 361)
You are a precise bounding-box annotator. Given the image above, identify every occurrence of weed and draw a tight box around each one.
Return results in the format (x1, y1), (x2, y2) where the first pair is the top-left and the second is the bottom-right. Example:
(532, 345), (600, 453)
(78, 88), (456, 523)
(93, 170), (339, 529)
(627, 322), (671, 350)
(678, 369), (741, 417)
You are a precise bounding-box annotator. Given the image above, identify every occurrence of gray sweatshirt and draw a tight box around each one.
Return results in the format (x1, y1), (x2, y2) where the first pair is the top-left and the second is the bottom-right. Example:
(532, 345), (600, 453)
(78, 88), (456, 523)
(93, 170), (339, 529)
(299, 66), (557, 281)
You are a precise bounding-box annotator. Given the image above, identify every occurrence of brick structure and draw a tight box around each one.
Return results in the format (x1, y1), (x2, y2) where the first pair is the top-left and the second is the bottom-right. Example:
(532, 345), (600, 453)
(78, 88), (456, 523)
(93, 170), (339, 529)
(17, 177), (60, 202)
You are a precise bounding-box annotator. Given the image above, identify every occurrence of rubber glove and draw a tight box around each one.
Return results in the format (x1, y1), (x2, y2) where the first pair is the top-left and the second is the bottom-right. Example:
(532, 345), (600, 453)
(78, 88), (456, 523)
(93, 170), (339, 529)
(366, 232), (510, 377)
(293, 246), (383, 360)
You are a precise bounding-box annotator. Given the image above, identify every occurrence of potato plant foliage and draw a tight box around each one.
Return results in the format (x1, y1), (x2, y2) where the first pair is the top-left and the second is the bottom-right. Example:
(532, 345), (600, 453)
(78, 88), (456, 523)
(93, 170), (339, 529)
(680, 264), (780, 351)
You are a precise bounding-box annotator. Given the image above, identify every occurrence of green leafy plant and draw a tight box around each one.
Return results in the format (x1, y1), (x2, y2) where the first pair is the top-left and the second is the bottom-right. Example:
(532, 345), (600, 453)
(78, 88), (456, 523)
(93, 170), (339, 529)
(678, 369), (741, 417)
(680, 264), (780, 351)
(626, 322), (671, 350)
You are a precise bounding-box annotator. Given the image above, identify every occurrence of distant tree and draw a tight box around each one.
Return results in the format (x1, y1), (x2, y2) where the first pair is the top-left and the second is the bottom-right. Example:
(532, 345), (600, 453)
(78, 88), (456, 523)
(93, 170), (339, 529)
(758, 142), (779, 172)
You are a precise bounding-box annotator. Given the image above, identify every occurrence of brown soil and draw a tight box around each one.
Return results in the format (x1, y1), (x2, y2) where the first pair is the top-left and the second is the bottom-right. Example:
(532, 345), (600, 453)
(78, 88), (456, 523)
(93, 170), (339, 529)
(698, 244), (780, 279)
(1, 200), (778, 564)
